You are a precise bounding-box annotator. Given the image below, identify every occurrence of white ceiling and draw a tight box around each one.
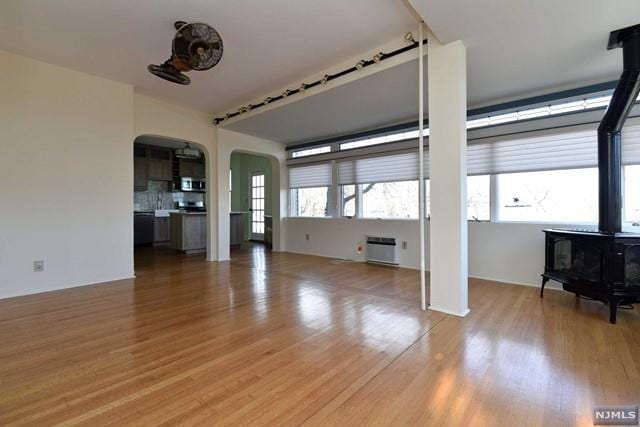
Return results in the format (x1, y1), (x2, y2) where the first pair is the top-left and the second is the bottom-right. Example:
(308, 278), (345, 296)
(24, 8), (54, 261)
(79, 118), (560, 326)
(0, 0), (416, 114)
(225, 59), (427, 144)
(225, 0), (640, 144)
(413, 0), (640, 104)
(2, 0), (639, 145)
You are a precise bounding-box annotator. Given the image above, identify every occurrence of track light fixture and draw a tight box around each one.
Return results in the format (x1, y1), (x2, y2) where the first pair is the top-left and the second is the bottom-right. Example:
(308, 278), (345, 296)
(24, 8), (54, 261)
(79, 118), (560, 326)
(213, 31), (427, 124)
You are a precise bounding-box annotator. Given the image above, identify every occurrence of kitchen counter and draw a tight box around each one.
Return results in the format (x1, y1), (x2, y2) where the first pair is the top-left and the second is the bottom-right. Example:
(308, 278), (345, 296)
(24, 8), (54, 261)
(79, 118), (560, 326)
(230, 212), (246, 246)
(169, 212), (207, 254)
(171, 211), (206, 216)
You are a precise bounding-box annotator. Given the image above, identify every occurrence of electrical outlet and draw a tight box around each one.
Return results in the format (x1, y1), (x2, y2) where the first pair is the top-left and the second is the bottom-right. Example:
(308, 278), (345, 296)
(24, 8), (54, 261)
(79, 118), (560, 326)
(401, 241), (408, 250)
(33, 260), (44, 272)
(305, 234), (310, 240)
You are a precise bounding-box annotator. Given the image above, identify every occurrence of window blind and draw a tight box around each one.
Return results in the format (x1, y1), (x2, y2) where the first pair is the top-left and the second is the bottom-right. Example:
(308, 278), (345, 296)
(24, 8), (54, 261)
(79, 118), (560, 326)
(466, 122), (640, 176)
(338, 151), (429, 185)
(288, 163), (332, 188)
(466, 128), (598, 175)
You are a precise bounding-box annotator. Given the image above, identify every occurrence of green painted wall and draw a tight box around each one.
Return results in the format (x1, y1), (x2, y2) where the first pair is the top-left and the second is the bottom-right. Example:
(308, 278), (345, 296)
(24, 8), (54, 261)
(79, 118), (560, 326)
(230, 152), (272, 240)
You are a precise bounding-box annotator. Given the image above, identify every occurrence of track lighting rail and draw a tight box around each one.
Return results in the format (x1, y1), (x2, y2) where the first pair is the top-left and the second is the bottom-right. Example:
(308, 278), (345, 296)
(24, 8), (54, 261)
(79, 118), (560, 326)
(213, 33), (427, 125)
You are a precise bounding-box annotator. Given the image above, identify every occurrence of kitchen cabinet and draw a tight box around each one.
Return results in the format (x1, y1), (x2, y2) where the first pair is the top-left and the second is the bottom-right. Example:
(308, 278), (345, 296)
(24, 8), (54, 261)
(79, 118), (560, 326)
(170, 212), (206, 254)
(179, 158), (205, 178)
(147, 148), (173, 181)
(154, 217), (170, 244)
(134, 146), (148, 192)
(134, 212), (154, 246)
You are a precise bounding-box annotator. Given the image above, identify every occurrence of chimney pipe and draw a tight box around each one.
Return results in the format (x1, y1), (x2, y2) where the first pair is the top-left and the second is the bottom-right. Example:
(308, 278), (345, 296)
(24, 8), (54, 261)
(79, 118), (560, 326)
(598, 24), (640, 234)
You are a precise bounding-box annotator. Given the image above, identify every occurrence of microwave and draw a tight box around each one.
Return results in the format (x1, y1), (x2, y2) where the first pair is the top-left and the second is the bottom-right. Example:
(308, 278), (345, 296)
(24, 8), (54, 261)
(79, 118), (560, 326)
(180, 177), (206, 192)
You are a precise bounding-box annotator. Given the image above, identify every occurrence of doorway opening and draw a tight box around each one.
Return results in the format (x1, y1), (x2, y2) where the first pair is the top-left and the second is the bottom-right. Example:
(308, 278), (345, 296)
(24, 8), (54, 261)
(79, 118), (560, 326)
(229, 152), (274, 254)
(133, 135), (209, 272)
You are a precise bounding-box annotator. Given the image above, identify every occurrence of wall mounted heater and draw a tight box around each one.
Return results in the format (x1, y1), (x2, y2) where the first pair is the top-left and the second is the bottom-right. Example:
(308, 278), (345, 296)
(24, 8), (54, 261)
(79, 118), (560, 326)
(366, 236), (398, 266)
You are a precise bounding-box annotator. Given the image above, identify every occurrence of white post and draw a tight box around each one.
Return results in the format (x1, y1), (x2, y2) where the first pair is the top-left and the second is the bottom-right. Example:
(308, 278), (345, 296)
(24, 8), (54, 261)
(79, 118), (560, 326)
(427, 30), (469, 317)
(418, 23), (427, 311)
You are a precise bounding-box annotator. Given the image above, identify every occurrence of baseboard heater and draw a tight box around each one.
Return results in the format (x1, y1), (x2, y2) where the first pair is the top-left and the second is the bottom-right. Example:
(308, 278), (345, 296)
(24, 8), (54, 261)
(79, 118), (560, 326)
(366, 236), (398, 266)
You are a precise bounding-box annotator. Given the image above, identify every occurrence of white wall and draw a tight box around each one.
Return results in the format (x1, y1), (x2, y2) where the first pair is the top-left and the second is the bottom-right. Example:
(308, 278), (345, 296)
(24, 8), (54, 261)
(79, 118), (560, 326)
(216, 128), (287, 260)
(284, 217), (565, 288)
(0, 50), (134, 299)
(0, 50), (223, 300)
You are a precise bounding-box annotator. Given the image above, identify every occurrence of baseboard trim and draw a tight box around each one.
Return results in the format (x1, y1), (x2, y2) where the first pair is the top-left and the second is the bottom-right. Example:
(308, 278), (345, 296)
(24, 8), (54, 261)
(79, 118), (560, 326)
(283, 249), (559, 290)
(428, 306), (471, 317)
(0, 273), (136, 301)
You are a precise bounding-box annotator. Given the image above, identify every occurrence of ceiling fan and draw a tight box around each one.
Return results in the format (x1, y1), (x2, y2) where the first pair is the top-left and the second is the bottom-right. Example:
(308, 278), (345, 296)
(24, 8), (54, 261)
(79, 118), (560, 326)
(148, 21), (223, 85)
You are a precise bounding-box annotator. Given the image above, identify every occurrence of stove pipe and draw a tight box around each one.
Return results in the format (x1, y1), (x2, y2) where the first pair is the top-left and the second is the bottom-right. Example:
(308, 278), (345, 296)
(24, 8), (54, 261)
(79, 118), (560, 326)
(598, 24), (640, 233)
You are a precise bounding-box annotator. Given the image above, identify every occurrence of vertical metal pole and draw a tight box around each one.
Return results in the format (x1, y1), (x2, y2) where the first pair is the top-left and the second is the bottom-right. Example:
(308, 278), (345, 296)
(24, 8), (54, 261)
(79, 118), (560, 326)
(418, 22), (427, 311)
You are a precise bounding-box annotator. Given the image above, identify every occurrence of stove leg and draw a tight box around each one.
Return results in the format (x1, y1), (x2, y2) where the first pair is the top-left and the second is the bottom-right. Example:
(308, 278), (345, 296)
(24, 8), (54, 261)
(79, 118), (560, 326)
(609, 296), (618, 324)
(540, 277), (549, 298)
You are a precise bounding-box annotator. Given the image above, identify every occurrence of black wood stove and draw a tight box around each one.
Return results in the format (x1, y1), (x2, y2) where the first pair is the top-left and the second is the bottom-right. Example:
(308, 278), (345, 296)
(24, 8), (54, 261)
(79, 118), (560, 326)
(541, 24), (640, 323)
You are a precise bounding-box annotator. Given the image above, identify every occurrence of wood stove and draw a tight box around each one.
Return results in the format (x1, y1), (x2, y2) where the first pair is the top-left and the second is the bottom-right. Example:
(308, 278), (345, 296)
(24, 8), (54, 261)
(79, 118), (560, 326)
(541, 24), (640, 323)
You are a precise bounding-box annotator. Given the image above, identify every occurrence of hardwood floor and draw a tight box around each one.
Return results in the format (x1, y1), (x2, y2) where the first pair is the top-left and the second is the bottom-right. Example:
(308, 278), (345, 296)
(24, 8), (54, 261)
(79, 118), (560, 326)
(0, 244), (638, 426)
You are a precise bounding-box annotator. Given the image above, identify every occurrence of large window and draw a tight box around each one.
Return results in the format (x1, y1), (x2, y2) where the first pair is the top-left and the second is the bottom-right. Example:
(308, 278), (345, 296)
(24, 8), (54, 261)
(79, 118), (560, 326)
(425, 175), (491, 221)
(291, 146), (331, 158)
(361, 181), (419, 219)
(496, 168), (598, 223)
(288, 121), (640, 224)
(290, 187), (329, 217)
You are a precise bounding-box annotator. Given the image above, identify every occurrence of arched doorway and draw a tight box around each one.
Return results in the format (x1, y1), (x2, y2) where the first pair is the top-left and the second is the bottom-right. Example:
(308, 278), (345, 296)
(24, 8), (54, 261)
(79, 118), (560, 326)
(132, 134), (211, 271)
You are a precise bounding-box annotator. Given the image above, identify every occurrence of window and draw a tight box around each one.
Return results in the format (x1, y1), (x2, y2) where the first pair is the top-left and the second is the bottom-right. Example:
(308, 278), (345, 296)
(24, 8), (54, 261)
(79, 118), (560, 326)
(333, 92), (637, 152)
(425, 175), (491, 221)
(341, 185), (356, 217)
(291, 146), (331, 158)
(624, 165), (640, 223)
(361, 181), (419, 219)
(496, 168), (598, 223)
(340, 129), (427, 151)
(290, 187), (329, 217)
(467, 175), (491, 221)
(288, 162), (332, 217)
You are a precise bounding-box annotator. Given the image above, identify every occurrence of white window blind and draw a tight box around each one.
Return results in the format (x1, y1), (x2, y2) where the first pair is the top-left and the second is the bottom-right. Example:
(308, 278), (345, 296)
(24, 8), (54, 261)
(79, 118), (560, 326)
(338, 151), (429, 185)
(466, 122), (640, 176)
(466, 128), (598, 176)
(288, 163), (332, 188)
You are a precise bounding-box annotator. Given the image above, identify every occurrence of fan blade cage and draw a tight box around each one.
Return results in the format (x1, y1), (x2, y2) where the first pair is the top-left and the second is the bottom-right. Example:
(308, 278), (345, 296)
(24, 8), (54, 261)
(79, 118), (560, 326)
(173, 23), (223, 71)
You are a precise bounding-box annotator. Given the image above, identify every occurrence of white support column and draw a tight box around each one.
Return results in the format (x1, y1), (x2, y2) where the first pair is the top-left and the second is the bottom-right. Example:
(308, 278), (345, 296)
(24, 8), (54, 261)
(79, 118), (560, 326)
(418, 23), (427, 310)
(427, 30), (470, 317)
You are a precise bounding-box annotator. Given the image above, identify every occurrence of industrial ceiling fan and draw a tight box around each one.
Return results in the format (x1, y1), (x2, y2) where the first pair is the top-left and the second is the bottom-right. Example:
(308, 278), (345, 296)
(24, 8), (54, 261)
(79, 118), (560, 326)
(148, 21), (223, 85)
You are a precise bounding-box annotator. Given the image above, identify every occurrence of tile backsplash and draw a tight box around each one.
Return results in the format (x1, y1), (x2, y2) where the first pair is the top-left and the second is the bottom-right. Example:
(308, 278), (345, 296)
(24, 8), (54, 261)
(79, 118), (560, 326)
(134, 180), (205, 211)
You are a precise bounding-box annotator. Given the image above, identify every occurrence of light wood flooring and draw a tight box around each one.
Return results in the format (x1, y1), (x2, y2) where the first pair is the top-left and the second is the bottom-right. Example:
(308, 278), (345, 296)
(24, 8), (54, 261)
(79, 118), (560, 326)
(0, 244), (638, 426)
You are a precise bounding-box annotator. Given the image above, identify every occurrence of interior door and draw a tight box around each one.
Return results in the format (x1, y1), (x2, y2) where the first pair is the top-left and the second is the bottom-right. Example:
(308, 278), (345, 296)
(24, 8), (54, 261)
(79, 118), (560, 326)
(250, 172), (265, 241)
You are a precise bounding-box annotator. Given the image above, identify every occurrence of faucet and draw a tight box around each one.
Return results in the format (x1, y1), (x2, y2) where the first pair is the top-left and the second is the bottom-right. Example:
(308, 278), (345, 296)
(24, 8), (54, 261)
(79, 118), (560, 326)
(156, 192), (162, 210)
